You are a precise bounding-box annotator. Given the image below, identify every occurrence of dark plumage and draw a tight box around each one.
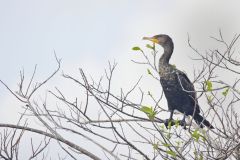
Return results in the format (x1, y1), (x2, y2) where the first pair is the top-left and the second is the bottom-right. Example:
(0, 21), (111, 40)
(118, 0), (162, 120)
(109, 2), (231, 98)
(143, 34), (214, 129)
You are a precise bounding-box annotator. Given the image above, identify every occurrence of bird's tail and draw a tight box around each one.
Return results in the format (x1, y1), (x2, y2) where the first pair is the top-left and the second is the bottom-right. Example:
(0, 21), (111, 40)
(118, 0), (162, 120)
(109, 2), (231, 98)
(193, 114), (214, 129)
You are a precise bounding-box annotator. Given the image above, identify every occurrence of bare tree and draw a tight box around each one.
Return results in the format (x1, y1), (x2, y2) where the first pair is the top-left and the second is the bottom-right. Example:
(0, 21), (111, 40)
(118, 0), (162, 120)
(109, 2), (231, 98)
(0, 31), (240, 159)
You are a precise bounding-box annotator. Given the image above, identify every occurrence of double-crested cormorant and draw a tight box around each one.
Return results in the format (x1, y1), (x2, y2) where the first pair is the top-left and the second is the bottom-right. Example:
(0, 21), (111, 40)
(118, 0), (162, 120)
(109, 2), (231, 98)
(143, 34), (214, 129)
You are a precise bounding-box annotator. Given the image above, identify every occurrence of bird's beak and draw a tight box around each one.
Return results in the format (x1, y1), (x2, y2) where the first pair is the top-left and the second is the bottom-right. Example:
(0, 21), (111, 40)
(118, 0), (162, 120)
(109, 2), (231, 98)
(142, 37), (159, 43)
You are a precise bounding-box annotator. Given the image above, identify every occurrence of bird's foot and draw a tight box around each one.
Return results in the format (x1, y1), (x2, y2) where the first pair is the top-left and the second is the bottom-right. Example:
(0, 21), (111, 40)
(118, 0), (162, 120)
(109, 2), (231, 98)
(179, 120), (187, 130)
(164, 119), (174, 129)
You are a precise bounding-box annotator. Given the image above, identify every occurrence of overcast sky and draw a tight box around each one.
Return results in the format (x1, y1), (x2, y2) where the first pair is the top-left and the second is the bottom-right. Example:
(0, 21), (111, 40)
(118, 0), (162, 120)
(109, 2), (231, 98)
(0, 0), (240, 158)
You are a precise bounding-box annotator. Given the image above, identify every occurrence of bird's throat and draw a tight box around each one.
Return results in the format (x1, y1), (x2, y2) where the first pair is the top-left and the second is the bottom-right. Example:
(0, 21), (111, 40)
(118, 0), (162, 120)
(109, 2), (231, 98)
(159, 42), (174, 66)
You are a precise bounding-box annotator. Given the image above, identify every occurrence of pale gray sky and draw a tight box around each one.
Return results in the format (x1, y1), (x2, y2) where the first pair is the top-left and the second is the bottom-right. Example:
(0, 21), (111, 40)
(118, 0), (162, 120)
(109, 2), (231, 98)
(0, 0), (240, 159)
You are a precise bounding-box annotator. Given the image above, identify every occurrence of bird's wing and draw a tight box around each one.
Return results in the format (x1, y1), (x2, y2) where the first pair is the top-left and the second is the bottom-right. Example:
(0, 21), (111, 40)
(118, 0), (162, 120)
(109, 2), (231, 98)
(176, 70), (196, 100)
(176, 70), (200, 114)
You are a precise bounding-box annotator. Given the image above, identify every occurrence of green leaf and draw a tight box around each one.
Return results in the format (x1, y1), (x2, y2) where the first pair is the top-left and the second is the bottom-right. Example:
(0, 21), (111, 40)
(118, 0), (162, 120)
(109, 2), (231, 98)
(167, 132), (171, 139)
(222, 87), (229, 96)
(160, 124), (165, 130)
(140, 106), (152, 114)
(148, 112), (156, 121)
(194, 151), (203, 160)
(132, 46), (141, 51)
(207, 95), (213, 103)
(168, 120), (172, 129)
(175, 120), (180, 128)
(176, 141), (181, 147)
(146, 44), (154, 50)
(166, 150), (176, 158)
(147, 69), (152, 75)
(152, 143), (159, 150)
(162, 142), (170, 147)
(205, 80), (213, 91)
(140, 106), (156, 121)
(191, 129), (200, 142)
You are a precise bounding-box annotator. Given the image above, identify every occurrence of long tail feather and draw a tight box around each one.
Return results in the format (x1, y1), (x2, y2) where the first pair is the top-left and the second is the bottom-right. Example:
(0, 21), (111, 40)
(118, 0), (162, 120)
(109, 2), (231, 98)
(193, 114), (214, 129)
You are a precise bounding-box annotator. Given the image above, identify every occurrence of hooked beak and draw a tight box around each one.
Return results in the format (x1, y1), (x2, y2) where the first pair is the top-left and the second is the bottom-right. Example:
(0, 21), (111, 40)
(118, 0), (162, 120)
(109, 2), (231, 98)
(142, 37), (159, 44)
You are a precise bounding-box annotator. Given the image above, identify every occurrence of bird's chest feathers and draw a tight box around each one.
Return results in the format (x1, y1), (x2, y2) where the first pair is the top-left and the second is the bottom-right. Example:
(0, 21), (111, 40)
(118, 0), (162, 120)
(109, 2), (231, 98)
(159, 66), (179, 89)
(159, 65), (176, 79)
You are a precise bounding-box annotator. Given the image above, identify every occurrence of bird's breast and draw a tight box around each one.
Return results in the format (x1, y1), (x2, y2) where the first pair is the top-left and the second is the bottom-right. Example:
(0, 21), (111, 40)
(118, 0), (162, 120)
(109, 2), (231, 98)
(160, 74), (180, 91)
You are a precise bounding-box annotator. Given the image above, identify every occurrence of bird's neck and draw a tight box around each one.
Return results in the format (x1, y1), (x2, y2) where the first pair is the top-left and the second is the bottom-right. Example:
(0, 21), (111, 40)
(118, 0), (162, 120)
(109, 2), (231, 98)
(159, 42), (174, 67)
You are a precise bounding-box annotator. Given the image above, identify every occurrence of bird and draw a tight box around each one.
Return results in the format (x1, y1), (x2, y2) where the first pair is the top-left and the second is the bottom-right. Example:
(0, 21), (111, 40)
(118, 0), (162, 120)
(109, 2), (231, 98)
(143, 34), (214, 129)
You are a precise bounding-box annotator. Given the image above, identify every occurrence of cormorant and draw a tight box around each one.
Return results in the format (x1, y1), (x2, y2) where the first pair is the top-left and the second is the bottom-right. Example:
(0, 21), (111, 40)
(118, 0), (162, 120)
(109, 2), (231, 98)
(143, 34), (214, 129)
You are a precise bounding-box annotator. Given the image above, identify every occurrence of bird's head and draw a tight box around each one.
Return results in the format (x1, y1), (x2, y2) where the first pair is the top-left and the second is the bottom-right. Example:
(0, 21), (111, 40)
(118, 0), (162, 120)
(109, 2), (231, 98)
(142, 34), (173, 47)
